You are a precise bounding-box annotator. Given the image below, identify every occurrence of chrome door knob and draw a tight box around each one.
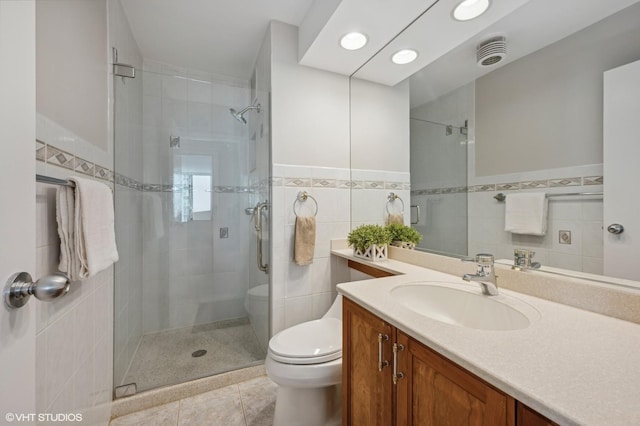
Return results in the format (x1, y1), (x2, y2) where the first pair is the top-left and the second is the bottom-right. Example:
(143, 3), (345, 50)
(607, 224), (624, 234)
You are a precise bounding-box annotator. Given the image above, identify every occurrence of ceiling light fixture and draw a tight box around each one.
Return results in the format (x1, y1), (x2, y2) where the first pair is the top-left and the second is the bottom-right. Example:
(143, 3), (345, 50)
(340, 32), (368, 50)
(453, 0), (491, 21)
(391, 49), (418, 65)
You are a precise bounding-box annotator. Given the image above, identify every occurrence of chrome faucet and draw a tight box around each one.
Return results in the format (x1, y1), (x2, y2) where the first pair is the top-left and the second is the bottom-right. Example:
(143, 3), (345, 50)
(512, 248), (541, 271)
(461, 253), (499, 296)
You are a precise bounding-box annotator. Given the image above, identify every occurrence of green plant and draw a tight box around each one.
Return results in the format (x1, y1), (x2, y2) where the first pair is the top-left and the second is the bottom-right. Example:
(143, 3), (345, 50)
(347, 224), (393, 252)
(386, 224), (422, 244)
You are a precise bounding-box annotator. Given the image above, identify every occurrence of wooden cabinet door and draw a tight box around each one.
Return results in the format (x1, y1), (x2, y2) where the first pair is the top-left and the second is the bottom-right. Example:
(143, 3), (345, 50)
(516, 403), (557, 426)
(396, 331), (515, 426)
(343, 297), (394, 426)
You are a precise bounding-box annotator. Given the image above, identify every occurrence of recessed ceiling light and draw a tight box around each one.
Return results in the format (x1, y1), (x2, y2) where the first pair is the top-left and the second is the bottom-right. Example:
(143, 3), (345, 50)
(340, 32), (368, 50)
(453, 0), (491, 21)
(391, 49), (418, 65)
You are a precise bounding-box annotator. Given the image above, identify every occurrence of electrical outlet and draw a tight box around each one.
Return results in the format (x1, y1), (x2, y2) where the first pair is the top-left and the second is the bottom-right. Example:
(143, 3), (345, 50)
(220, 227), (229, 239)
(559, 230), (571, 244)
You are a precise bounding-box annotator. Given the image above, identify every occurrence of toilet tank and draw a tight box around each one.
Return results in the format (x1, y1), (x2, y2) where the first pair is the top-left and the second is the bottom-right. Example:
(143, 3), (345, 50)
(322, 294), (342, 320)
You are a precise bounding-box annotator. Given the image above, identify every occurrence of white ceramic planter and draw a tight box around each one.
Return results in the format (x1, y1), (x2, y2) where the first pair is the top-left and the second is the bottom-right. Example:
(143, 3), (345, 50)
(390, 241), (416, 250)
(353, 244), (388, 261)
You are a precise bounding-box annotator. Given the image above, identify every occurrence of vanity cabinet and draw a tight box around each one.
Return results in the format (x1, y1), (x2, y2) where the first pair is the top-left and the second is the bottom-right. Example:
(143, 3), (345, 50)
(343, 296), (554, 426)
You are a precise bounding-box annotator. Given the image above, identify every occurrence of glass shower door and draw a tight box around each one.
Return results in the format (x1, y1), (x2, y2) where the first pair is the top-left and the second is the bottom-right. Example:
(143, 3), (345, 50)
(409, 118), (468, 256)
(113, 67), (270, 394)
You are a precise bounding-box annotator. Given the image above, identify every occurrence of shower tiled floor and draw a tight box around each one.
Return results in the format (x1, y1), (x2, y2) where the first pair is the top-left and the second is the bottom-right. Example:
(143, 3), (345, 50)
(110, 375), (277, 426)
(123, 318), (266, 392)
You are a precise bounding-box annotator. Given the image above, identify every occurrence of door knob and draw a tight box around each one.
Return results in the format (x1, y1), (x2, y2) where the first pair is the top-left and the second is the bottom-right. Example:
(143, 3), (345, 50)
(4, 272), (70, 309)
(607, 224), (624, 234)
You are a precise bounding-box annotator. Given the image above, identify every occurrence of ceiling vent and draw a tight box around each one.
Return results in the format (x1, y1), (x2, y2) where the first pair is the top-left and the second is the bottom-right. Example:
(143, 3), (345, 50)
(477, 36), (507, 67)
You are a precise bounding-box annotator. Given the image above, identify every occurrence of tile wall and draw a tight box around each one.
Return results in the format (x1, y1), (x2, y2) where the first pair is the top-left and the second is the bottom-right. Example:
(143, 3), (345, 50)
(140, 61), (255, 334)
(35, 115), (115, 424)
(271, 164), (352, 334)
(467, 162), (604, 273)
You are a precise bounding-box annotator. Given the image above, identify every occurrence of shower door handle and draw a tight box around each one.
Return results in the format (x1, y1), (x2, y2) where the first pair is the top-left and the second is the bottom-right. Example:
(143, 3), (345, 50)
(410, 205), (420, 225)
(254, 202), (269, 274)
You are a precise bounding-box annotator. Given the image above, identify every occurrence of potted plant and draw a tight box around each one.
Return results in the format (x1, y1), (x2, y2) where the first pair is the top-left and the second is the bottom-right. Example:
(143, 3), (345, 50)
(347, 224), (393, 261)
(386, 224), (422, 250)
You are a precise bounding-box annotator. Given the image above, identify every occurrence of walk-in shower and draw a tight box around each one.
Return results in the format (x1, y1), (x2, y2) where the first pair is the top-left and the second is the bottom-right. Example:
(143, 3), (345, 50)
(113, 64), (271, 395)
(229, 102), (261, 125)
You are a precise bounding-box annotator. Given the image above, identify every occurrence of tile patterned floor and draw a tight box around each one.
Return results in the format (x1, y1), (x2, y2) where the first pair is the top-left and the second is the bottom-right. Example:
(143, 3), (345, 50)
(123, 319), (266, 392)
(110, 376), (277, 426)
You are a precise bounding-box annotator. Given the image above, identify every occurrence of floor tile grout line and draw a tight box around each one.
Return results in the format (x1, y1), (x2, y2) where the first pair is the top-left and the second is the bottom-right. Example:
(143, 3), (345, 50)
(238, 385), (249, 426)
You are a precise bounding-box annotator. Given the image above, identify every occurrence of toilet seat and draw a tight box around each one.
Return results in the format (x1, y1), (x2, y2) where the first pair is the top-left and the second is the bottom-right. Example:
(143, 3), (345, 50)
(269, 318), (342, 365)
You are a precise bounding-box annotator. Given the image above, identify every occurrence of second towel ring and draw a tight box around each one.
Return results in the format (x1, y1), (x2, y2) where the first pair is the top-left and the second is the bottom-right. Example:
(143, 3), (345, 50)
(293, 191), (318, 217)
(386, 192), (405, 215)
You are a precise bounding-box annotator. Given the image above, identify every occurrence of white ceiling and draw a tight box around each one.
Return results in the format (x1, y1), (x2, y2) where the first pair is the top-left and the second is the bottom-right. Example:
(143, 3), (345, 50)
(297, 0), (438, 76)
(120, 0), (315, 79)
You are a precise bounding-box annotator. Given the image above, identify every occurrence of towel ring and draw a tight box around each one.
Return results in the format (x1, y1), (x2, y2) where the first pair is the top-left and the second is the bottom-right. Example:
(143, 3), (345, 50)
(293, 191), (318, 217)
(386, 192), (405, 215)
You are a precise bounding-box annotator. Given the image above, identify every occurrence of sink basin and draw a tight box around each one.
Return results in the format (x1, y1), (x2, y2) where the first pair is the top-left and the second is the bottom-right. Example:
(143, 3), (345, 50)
(391, 282), (539, 331)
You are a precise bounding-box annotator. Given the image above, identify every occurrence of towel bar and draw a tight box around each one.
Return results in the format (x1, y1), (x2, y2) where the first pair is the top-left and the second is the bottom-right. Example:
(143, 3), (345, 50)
(494, 191), (603, 202)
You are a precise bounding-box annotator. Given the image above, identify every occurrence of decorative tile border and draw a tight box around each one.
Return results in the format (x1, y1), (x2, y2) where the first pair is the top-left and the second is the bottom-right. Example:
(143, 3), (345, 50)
(37, 140), (114, 183)
(36, 139), (46, 162)
(46, 145), (75, 170)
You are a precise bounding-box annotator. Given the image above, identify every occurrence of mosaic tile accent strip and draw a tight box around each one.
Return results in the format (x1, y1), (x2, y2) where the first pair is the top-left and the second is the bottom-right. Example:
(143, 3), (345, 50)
(46, 146), (74, 170)
(337, 180), (354, 189)
(74, 157), (95, 177)
(583, 176), (604, 185)
(284, 178), (311, 187)
(94, 165), (113, 182)
(385, 182), (404, 190)
(474, 184), (496, 192)
(36, 140), (46, 162)
(312, 179), (336, 188)
(520, 180), (549, 189)
(550, 177), (581, 187)
(364, 181), (385, 189)
(496, 183), (520, 191)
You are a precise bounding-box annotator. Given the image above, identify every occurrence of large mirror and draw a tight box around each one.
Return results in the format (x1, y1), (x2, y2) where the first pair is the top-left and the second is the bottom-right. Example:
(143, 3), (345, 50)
(350, 0), (640, 283)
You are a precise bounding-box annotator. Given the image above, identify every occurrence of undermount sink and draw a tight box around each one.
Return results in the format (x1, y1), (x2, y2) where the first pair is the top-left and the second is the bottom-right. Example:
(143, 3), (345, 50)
(391, 282), (539, 331)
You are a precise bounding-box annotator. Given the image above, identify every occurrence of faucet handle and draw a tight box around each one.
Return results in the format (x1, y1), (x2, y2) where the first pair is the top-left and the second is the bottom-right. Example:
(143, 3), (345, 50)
(461, 253), (494, 265)
(474, 253), (494, 265)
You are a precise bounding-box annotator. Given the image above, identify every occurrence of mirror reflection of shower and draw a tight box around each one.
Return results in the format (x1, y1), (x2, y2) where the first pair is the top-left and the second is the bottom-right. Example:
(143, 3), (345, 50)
(229, 101), (261, 125)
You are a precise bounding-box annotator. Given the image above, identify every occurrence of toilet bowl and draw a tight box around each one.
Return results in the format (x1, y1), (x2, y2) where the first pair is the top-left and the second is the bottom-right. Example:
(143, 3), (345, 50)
(266, 295), (343, 426)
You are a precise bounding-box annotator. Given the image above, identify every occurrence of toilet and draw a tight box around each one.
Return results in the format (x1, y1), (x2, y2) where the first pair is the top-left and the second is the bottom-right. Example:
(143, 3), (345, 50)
(244, 284), (269, 349)
(266, 295), (343, 426)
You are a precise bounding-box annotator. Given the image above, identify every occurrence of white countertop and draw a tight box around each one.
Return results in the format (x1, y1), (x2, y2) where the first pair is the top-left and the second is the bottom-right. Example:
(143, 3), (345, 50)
(333, 249), (640, 426)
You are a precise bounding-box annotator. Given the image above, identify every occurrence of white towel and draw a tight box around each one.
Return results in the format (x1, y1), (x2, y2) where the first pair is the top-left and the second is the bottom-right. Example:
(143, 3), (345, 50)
(56, 177), (119, 280)
(504, 192), (548, 236)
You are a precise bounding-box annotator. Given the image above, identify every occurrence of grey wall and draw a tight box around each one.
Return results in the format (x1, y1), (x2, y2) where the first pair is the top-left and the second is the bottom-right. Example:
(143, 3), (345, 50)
(475, 5), (640, 176)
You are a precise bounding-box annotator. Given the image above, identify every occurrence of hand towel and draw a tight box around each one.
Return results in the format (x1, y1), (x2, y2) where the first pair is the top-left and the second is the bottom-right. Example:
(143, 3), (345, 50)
(387, 213), (404, 225)
(294, 216), (316, 266)
(56, 177), (119, 280)
(504, 192), (548, 236)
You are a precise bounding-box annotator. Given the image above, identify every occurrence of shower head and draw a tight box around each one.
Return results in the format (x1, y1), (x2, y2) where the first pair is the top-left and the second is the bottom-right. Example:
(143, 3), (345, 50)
(229, 103), (261, 125)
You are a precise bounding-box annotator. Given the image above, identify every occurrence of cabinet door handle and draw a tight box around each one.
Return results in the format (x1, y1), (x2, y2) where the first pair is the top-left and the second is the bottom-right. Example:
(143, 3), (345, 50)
(393, 343), (405, 384)
(378, 333), (390, 372)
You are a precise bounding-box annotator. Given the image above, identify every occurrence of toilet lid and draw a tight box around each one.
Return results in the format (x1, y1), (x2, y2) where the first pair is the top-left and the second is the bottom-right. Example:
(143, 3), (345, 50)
(269, 318), (342, 365)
